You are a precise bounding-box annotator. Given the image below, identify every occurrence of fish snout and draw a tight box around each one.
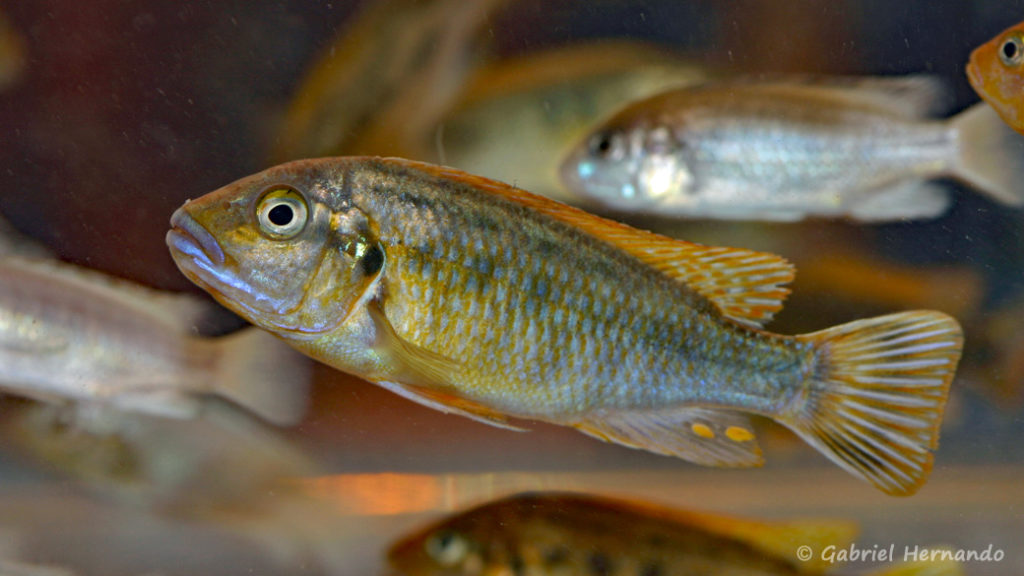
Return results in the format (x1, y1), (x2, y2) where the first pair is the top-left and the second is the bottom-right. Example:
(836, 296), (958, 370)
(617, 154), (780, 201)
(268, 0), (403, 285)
(965, 58), (984, 91)
(167, 206), (226, 266)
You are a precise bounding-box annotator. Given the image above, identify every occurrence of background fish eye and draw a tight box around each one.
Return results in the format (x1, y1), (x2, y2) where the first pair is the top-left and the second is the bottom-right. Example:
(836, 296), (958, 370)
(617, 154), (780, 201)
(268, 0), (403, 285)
(255, 187), (308, 239)
(1000, 33), (1024, 66)
(424, 530), (469, 566)
(589, 132), (615, 157)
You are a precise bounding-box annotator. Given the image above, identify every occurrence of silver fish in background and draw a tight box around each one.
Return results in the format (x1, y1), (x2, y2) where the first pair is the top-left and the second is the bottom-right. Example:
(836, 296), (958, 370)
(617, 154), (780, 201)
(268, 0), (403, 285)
(2, 399), (316, 512)
(0, 254), (311, 426)
(435, 41), (709, 201)
(560, 76), (1024, 221)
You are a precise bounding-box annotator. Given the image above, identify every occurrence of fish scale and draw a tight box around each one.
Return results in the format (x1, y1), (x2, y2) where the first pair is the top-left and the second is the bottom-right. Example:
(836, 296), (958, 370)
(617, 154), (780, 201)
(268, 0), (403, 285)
(351, 164), (808, 415)
(167, 156), (963, 494)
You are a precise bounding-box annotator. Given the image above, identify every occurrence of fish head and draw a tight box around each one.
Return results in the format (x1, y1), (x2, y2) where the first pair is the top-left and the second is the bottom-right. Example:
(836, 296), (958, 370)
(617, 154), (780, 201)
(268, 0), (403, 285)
(968, 22), (1024, 132)
(388, 519), (489, 576)
(166, 159), (382, 337)
(559, 118), (695, 212)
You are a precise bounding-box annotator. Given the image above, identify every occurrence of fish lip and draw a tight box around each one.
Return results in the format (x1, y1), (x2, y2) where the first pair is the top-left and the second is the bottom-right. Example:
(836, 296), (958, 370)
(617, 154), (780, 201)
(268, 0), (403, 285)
(168, 207), (225, 266)
(965, 60), (982, 90)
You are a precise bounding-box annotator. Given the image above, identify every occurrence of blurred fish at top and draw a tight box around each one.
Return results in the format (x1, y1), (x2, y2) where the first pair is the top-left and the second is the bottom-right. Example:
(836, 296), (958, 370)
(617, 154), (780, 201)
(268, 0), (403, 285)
(967, 19), (1024, 134)
(561, 76), (1024, 221)
(434, 41), (709, 202)
(272, 0), (505, 162)
(0, 238), (311, 426)
(388, 492), (960, 576)
(0, 8), (26, 91)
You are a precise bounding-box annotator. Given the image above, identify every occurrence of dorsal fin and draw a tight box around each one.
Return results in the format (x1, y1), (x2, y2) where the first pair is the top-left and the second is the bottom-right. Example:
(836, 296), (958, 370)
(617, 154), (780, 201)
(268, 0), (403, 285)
(396, 158), (795, 327)
(739, 74), (951, 119)
(565, 495), (859, 574)
(673, 510), (859, 574)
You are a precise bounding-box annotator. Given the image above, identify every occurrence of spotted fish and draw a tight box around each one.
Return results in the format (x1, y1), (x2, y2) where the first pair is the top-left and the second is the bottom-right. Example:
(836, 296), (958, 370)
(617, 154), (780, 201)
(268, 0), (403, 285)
(387, 492), (961, 576)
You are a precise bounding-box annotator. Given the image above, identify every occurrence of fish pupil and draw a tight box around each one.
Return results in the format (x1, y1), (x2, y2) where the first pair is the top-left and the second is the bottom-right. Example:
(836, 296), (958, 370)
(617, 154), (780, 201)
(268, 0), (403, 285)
(590, 133), (614, 156)
(361, 243), (384, 276)
(268, 204), (294, 226)
(1003, 40), (1017, 60)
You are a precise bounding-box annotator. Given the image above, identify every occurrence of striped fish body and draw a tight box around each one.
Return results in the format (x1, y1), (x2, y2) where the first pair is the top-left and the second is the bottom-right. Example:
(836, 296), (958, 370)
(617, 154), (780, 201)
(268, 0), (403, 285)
(167, 157), (963, 495)
(348, 161), (807, 417)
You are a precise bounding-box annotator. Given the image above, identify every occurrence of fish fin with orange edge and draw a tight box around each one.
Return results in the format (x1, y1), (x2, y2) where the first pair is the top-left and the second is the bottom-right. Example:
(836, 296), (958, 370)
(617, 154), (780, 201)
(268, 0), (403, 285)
(952, 102), (1024, 206)
(376, 380), (527, 431)
(674, 512), (859, 575)
(404, 159), (795, 327)
(780, 311), (962, 496)
(864, 552), (963, 576)
(367, 300), (527, 431)
(574, 407), (763, 467)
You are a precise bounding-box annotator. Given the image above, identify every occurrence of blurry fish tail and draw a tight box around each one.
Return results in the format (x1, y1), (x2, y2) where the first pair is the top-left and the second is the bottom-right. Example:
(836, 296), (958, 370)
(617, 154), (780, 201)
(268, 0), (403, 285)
(864, 551), (963, 576)
(211, 328), (312, 426)
(951, 102), (1024, 206)
(780, 311), (962, 496)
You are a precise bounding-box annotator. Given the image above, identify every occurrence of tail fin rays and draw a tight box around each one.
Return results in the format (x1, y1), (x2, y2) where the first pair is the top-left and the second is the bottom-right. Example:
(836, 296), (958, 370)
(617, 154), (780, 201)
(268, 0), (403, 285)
(781, 311), (963, 496)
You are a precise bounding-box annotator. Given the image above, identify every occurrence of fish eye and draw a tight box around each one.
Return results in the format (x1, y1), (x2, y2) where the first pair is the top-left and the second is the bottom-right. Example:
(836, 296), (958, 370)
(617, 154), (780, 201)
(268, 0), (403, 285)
(588, 131), (618, 158)
(256, 187), (308, 239)
(425, 530), (469, 566)
(999, 33), (1024, 67)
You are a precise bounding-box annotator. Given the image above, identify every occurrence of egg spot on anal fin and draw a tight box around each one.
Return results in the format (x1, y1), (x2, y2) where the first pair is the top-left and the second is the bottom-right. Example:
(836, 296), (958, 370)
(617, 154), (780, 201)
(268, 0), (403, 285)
(691, 423), (714, 438)
(726, 426), (755, 442)
(573, 408), (763, 467)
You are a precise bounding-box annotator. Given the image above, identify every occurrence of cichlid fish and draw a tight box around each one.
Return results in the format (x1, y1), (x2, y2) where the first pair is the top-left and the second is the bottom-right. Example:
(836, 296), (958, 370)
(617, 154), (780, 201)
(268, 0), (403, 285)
(0, 253), (311, 425)
(387, 492), (962, 576)
(435, 41), (708, 202)
(560, 76), (1024, 221)
(967, 20), (1024, 135)
(166, 157), (963, 495)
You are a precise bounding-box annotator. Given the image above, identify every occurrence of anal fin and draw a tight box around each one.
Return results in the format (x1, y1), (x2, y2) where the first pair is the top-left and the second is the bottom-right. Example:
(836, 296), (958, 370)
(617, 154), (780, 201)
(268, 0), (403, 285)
(574, 407), (763, 467)
(848, 180), (951, 222)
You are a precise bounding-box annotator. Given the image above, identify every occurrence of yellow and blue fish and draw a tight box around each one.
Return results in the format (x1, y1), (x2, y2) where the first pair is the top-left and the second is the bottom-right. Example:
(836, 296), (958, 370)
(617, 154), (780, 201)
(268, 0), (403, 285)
(167, 157), (963, 495)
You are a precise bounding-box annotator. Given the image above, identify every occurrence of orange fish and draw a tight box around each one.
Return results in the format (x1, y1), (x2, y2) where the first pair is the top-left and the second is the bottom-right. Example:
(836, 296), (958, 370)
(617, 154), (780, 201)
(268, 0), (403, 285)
(967, 20), (1024, 134)
(167, 157), (963, 495)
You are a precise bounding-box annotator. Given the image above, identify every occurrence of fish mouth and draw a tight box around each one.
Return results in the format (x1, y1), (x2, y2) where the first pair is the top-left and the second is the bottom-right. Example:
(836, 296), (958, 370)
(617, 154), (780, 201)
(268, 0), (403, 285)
(965, 58), (984, 91)
(167, 206), (226, 267)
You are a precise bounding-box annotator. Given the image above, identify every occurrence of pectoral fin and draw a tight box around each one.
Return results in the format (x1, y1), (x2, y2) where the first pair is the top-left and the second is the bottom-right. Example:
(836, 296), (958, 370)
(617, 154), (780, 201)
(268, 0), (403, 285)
(367, 301), (461, 388)
(574, 407), (763, 467)
(367, 301), (526, 431)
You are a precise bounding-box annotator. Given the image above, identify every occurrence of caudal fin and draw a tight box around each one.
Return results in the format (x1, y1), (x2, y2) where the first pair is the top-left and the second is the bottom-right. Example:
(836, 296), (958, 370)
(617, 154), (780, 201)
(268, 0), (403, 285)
(952, 102), (1024, 206)
(780, 311), (963, 496)
(865, 550), (963, 576)
(211, 328), (312, 426)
